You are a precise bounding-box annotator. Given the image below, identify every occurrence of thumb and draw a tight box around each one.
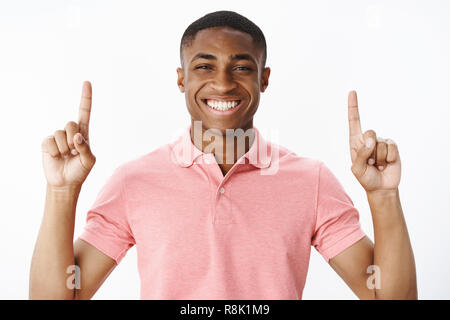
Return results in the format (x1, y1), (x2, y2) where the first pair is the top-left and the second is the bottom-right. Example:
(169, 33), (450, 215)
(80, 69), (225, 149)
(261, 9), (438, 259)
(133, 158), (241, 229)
(351, 137), (375, 178)
(73, 133), (96, 170)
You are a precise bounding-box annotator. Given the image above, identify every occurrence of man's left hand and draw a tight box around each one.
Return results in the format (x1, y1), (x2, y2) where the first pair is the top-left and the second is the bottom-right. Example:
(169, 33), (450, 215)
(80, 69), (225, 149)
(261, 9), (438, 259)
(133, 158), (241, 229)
(347, 90), (401, 192)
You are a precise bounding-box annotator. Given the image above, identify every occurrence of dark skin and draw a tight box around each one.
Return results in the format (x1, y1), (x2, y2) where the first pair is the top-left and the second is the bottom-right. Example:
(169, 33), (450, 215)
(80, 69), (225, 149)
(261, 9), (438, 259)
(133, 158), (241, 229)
(30, 25), (416, 301)
(175, 26), (417, 299)
(176, 26), (270, 176)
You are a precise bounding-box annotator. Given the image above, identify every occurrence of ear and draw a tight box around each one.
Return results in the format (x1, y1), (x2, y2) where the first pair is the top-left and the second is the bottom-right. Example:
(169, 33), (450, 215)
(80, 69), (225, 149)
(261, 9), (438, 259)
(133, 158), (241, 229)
(176, 67), (185, 93)
(260, 67), (270, 92)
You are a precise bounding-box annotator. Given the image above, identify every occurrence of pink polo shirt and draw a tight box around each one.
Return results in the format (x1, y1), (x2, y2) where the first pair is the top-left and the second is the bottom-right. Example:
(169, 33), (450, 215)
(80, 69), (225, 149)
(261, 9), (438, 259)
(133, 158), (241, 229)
(78, 124), (366, 299)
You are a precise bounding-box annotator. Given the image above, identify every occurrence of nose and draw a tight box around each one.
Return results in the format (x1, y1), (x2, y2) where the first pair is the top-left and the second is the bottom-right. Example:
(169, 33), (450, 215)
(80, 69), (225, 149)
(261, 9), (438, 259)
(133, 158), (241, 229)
(210, 69), (238, 93)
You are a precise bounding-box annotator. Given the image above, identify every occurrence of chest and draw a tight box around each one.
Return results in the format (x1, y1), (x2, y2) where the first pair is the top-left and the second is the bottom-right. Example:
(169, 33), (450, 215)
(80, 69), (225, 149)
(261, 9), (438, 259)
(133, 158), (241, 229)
(127, 174), (316, 264)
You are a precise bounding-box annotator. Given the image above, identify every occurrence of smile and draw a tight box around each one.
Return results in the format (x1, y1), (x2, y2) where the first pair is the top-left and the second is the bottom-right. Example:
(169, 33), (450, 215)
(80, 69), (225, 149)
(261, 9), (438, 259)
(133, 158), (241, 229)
(204, 99), (241, 111)
(200, 98), (244, 115)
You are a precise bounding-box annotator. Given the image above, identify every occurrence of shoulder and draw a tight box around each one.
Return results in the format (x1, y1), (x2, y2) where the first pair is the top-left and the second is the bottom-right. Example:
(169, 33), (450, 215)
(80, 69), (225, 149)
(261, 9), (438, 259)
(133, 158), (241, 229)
(269, 142), (323, 177)
(113, 143), (174, 182)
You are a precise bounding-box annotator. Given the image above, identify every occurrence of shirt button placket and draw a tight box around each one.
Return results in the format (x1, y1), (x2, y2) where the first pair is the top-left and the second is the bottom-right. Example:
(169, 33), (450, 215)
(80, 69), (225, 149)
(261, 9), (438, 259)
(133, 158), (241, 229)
(214, 183), (233, 225)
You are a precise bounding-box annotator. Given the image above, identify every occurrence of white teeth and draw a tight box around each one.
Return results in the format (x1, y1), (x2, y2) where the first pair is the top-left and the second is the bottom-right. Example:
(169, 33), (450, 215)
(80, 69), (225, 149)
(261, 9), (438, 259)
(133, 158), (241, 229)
(206, 99), (240, 111)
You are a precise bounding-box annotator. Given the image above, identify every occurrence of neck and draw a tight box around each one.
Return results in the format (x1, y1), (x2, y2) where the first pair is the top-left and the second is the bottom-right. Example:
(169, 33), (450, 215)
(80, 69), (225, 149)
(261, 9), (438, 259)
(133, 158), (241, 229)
(190, 120), (255, 176)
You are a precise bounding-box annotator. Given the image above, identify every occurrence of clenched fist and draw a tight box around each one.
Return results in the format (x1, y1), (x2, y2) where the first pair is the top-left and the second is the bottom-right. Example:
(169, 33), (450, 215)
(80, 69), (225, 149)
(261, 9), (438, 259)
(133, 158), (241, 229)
(41, 81), (96, 188)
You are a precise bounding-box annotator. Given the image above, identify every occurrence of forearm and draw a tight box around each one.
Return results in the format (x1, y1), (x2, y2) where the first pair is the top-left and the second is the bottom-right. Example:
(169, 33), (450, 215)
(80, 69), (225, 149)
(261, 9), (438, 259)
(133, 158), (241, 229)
(367, 188), (417, 299)
(29, 184), (81, 299)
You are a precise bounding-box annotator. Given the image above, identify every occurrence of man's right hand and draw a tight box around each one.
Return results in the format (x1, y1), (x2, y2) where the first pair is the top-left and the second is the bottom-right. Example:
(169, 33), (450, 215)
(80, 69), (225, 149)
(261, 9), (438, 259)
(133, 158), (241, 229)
(42, 81), (96, 188)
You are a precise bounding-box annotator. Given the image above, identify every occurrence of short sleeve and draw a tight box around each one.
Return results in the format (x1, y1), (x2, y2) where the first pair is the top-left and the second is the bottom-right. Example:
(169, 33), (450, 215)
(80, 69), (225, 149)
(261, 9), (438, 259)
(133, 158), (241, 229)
(311, 162), (366, 262)
(78, 165), (135, 264)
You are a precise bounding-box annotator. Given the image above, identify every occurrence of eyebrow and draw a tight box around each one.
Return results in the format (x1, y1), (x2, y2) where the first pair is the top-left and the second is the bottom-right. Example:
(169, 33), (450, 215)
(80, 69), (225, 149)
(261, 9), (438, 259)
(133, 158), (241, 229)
(190, 52), (257, 65)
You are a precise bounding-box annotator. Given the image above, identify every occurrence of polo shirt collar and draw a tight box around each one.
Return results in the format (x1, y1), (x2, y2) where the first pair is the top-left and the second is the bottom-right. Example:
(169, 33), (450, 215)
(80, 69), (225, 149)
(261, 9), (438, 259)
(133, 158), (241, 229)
(171, 125), (271, 169)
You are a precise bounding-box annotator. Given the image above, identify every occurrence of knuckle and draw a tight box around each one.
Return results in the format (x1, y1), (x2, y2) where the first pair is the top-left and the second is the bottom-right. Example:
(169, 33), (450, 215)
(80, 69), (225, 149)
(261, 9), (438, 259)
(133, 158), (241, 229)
(42, 135), (51, 146)
(43, 136), (56, 151)
(54, 129), (65, 137)
(387, 138), (397, 146)
(64, 121), (77, 131)
(65, 121), (78, 131)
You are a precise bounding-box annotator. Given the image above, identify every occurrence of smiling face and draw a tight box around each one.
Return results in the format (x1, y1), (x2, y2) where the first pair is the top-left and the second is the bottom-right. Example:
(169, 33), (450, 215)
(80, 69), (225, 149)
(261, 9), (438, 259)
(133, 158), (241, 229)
(177, 26), (270, 133)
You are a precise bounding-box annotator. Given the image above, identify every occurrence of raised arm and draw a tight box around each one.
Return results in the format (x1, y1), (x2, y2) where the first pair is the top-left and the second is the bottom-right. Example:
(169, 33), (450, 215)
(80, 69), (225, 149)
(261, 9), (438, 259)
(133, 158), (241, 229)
(30, 81), (116, 299)
(328, 91), (417, 300)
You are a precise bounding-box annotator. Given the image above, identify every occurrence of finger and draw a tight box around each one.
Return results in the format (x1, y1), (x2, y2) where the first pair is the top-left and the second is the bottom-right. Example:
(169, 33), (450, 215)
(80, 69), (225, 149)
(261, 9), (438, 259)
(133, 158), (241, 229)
(351, 136), (375, 178)
(348, 90), (363, 139)
(363, 130), (377, 166)
(73, 133), (96, 170)
(386, 139), (399, 163)
(78, 81), (92, 141)
(64, 121), (79, 155)
(376, 138), (388, 170)
(41, 135), (60, 158)
(53, 130), (70, 157)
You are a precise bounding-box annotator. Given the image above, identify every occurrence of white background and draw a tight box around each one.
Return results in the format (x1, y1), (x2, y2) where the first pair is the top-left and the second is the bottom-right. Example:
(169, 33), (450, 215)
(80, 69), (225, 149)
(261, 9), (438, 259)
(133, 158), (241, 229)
(0, 0), (449, 299)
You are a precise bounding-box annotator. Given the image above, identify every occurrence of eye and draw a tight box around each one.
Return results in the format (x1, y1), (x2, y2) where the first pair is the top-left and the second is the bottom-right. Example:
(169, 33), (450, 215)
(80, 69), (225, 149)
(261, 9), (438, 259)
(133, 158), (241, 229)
(195, 65), (211, 70)
(235, 66), (252, 71)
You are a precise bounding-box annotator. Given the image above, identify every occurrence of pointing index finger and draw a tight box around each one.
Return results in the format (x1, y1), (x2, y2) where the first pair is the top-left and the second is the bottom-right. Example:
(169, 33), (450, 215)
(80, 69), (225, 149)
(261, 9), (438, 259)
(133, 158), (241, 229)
(348, 90), (362, 139)
(78, 81), (92, 140)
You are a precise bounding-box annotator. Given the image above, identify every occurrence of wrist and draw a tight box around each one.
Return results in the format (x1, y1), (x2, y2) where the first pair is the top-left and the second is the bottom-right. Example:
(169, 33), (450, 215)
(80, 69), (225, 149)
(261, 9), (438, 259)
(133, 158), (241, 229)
(366, 188), (399, 200)
(46, 184), (82, 200)
(366, 188), (401, 212)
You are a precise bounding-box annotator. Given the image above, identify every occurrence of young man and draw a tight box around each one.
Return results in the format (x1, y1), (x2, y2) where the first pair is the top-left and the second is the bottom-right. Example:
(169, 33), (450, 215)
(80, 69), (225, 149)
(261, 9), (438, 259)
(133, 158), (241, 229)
(30, 11), (417, 300)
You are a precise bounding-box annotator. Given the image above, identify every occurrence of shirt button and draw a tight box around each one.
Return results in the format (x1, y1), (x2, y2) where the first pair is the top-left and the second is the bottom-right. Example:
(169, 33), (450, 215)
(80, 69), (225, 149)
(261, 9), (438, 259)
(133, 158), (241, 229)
(219, 187), (225, 194)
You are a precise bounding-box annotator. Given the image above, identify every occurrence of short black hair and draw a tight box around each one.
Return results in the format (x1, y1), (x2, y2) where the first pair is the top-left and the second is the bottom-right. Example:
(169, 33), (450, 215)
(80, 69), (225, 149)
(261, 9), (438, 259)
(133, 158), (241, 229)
(180, 10), (267, 68)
